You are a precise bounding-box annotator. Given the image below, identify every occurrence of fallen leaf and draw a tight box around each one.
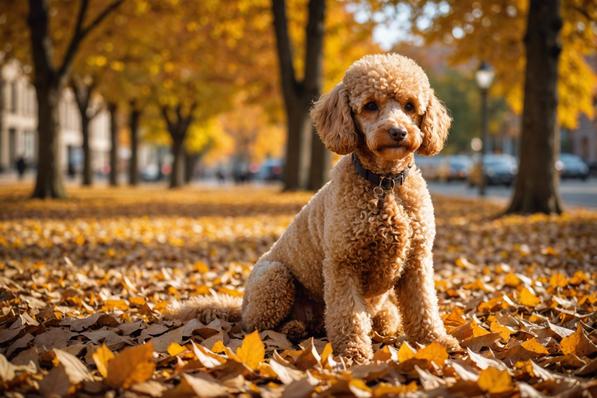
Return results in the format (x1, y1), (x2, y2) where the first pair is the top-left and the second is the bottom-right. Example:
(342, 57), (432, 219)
(92, 344), (115, 378)
(234, 330), (264, 370)
(163, 373), (230, 398)
(106, 343), (155, 388)
(560, 326), (597, 357)
(477, 367), (513, 393)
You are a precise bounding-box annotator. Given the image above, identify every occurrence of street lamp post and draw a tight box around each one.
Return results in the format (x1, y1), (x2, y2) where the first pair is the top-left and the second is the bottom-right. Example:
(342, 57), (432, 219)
(475, 61), (495, 197)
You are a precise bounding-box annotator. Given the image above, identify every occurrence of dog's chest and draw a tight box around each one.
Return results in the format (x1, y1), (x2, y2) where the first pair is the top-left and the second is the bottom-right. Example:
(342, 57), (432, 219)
(350, 192), (413, 296)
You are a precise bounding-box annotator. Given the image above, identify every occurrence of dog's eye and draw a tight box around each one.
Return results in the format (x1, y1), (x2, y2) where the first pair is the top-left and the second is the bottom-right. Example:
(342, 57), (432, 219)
(363, 101), (378, 112)
(404, 102), (415, 112)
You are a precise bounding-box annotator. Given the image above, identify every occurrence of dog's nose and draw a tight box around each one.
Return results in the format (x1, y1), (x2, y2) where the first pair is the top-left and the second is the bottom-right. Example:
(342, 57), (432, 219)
(388, 127), (407, 142)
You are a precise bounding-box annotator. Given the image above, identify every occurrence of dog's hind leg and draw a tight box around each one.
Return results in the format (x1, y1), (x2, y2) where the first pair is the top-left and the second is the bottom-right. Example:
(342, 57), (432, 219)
(372, 295), (402, 337)
(241, 260), (295, 331)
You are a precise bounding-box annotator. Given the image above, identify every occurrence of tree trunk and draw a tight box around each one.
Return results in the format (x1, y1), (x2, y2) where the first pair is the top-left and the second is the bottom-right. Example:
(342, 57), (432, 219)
(506, 0), (563, 214)
(0, 75), (5, 172)
(81, 115), (93, 186)
(184, 152), (199, 184)
(29, 0), (66, 199)
(32, 85), (66, 198)
(283, 102), (312, 190)
(307, 126), (330, 190)
(128, 102), (141, 186)
(108, 102), (118, 186)
(170, 137), (185, 188)
(272, 0), (326, 191)
(304, 0), (328, 191)
(27, 0), (123, 198)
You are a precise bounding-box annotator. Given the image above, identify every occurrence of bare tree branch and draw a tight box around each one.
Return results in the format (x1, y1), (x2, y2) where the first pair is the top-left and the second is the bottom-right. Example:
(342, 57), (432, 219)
(272, 0), (297, 103)
(58, 0), (125, 80)
(304, 0), (325, 93)
(160, 105), (174, 133)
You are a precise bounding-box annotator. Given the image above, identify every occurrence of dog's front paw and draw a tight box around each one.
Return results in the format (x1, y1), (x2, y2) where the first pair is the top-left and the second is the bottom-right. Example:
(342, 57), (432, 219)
(436, 334), (461, 352)
(338, 344), (373, 366)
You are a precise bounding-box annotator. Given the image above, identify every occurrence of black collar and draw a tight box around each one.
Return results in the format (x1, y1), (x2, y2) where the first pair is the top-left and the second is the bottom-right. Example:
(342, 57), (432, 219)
(352, 154), (412, 191)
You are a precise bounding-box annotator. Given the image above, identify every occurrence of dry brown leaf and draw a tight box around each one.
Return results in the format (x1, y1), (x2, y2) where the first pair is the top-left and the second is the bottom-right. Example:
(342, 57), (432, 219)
(163, 373), (231, 398)
(53, 348), (93, 384)
(106, 343), (155, 388)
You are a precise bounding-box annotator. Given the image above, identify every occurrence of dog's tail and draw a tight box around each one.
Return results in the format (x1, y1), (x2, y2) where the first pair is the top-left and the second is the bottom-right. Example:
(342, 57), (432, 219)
(165, 294), (243, 323)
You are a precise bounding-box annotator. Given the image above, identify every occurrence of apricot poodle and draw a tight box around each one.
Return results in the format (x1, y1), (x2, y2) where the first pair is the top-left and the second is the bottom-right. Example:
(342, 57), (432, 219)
(169, 53), (459, 363)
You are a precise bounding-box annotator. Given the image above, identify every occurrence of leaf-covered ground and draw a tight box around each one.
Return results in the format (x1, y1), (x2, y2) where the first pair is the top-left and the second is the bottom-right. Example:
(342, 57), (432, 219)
(0, 184), (595, 397)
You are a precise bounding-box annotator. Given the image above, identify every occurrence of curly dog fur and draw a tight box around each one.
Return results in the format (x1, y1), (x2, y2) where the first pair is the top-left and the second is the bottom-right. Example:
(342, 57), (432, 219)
(168, 53), (459, 363)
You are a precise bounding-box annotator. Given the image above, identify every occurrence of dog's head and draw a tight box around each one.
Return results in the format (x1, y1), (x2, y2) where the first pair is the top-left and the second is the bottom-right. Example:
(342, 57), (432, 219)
(311, 53), (451, 161)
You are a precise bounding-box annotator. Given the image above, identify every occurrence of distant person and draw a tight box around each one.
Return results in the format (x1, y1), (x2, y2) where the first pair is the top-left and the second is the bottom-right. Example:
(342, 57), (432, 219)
(216, 169), (226, 184)
(15, 156), (26, 180)
(67, 159), (76, 179)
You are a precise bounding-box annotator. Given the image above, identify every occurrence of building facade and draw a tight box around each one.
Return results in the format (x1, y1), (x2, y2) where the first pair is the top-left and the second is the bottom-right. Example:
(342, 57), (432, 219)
(0, 61), (112, 176)
(566, 112), (597, 166)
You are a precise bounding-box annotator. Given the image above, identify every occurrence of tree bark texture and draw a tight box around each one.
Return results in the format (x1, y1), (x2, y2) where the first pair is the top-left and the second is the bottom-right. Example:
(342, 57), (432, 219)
(32, 86), (66, 198)
(272, 0), (327, 191)
(184, 152), (199, 184)
(28, 0), (66, 198)
(506, 0), (563, 214)
(71, 78), (101, 186)
(170, 138), (185, 188)
(27, 0), (123, 198)
(128, 101), (141, 186)
(160, 103), (195, 189)
(108, 102), (119, 186)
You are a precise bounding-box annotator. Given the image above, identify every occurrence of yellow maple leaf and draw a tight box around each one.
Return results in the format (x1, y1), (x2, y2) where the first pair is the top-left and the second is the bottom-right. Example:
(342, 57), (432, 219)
(415, 341), (449, 366)
(235, 331), (264, 369)
(478, 367), (513, 393)
(398, 341), (416, 363)
(559, 325), (597, 356)
(503, 273), (520, 287)
(167, 342), (186, 357)
(320, 342), (333, 365)
(103, 299), (129, 311)
(490, 320), (512, 341)
(129, 297), (146, 306)
(521, 338), (549, 355)
(519, 287), (540, 307)
(194, 261), (209, 273)
(92, 344), (115, 378)
(471, 322), (490, 337)
(106, 343), (155, 388)
(549, 273), (568, 288)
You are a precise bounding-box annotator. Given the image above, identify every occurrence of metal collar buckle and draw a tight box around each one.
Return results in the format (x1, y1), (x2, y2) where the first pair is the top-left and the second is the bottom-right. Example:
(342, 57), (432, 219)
(378, 176), (396, 191)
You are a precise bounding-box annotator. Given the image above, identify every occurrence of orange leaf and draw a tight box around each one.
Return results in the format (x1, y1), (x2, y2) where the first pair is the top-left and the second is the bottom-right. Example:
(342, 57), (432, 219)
(560, 325), (597, 357)
(235, 330), (264, 369)
(477, 367), (513, 393)
(519, 287), (540, 307)
(92, 344), (115, 378)
(521, 338), (549, 355)
(397, 341), (416, 363)
(106, 343), (155, 388)
(415, 342), (449, 366)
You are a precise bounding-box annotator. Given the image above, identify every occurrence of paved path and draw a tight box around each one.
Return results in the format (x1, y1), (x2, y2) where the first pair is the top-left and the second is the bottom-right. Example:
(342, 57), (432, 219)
(428, 178), (597, 209)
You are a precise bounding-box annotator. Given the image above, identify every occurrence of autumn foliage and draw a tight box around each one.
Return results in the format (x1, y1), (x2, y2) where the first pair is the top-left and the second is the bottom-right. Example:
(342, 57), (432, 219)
(0, 186), (595, 396)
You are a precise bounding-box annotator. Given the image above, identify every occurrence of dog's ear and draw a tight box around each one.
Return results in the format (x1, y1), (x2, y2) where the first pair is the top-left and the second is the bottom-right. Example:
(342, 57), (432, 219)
(418, 91), (451, 156)
(310, 83), (358, 155)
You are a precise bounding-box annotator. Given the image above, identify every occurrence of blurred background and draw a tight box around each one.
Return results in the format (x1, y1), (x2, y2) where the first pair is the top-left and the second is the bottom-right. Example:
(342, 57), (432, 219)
(0, 0), (595, 208)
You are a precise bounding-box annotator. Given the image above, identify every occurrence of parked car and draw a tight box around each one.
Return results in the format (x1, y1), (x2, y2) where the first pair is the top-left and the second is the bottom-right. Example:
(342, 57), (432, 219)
(416, 156), (444, 180)
(468, 154), (517, 187)
(557, 154), (589, 180)
(257, 159), (283, 181)
(437, 155), (473, 182)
